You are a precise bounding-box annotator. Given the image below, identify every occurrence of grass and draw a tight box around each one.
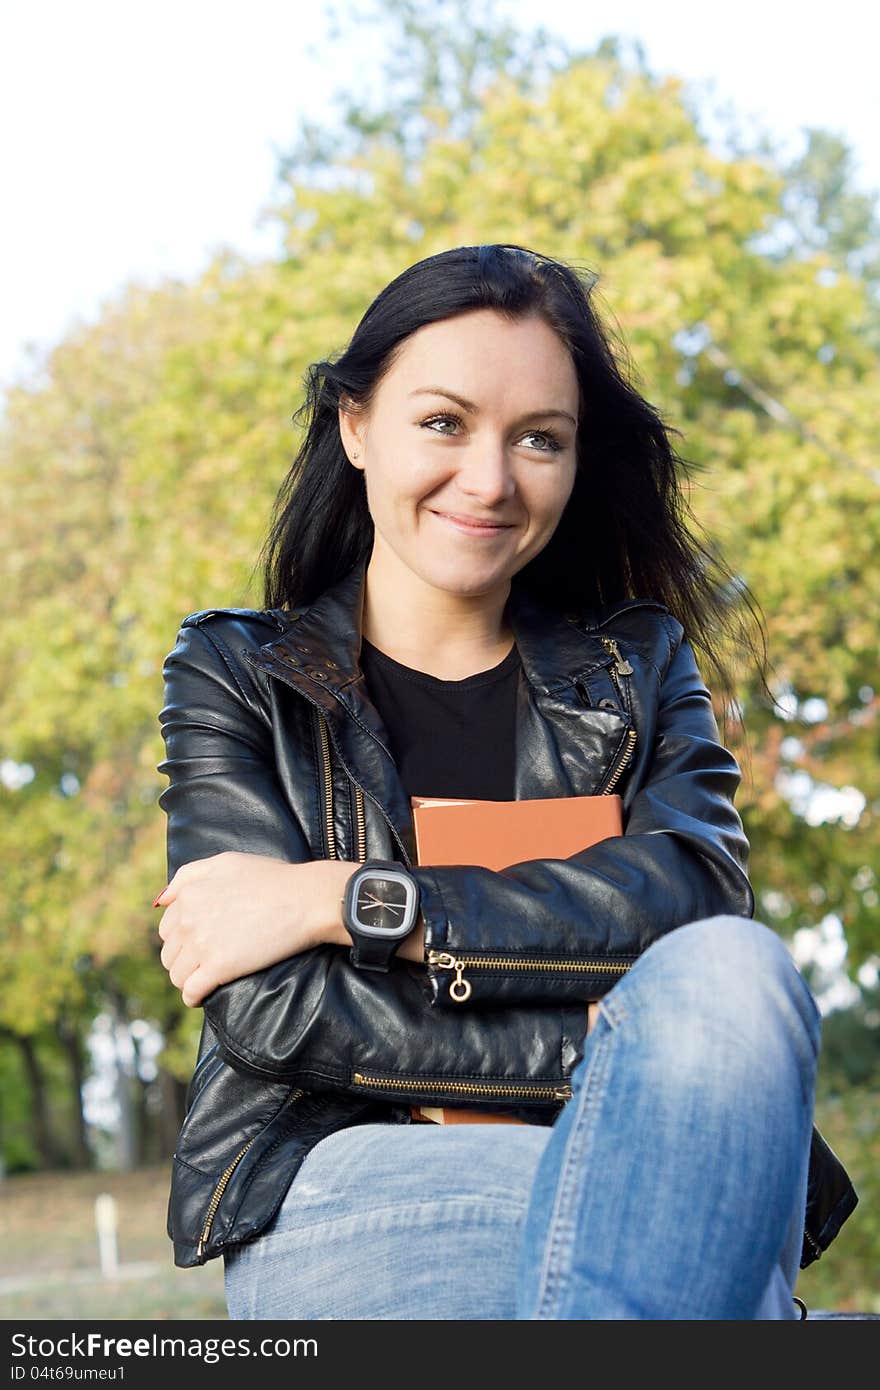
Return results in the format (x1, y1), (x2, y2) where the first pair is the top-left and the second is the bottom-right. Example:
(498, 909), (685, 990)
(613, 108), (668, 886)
(0, 1085), (875, 1319)
(0, 1164), (226, 1320)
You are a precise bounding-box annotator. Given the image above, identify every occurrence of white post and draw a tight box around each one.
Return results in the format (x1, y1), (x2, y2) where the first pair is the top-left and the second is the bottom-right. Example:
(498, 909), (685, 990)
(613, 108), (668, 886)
(94, 1193), (119, 1280)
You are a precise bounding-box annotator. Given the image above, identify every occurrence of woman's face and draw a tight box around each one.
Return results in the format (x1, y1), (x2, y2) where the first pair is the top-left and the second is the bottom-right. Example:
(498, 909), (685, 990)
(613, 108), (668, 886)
(339, 308), (581, 600)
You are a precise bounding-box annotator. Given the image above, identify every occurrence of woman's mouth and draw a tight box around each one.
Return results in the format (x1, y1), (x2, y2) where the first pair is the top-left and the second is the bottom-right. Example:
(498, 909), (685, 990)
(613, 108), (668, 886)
(430, 511), (514, 538)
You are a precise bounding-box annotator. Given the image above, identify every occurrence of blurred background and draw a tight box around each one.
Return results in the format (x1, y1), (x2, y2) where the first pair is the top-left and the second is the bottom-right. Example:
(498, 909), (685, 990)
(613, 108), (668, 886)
(1, 0), (877, 1320)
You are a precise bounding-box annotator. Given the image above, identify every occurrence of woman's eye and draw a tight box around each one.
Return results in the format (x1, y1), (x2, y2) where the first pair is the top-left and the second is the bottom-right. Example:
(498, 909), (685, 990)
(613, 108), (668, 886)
(521, 430), (563, 453)
(420, 415), (563, 452)
(422, 413), (461, 435)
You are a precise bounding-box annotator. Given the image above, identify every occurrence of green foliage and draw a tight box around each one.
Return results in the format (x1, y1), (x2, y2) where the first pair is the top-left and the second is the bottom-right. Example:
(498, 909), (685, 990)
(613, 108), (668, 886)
(816, 991), (880, 1093)
(773, 128), (880, 351)
(0, 1031), (85, 1173)
(0, 1042), (39, 1174)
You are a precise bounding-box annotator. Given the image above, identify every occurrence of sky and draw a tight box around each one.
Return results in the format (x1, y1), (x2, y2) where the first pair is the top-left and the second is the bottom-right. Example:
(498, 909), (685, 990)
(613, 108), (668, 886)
(2, 0), (878, 407)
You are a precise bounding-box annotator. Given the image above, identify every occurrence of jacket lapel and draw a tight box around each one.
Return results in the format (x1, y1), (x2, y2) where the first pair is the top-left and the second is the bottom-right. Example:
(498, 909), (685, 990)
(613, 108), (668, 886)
(239, 559), (417, 858)
(500, 580), (635, 800)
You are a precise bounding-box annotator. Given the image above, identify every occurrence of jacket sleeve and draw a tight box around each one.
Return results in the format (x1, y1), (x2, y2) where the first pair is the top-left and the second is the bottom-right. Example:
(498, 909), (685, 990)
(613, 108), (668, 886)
(416, 616), (756, 1008)
(156, 618), (579, 1093)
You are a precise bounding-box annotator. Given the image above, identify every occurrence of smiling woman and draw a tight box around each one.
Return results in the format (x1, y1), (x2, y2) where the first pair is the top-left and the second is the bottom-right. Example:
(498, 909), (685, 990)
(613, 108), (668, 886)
(155, 242), (857, 1319)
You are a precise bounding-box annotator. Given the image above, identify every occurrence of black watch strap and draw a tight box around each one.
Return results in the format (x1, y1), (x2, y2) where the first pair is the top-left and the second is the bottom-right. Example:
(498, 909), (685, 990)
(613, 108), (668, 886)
(349, 932), (399, 972)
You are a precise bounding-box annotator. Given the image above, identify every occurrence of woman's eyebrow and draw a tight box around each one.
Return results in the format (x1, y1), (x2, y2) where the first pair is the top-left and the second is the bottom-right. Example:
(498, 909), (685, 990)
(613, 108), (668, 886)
(409, 386), (577, 427)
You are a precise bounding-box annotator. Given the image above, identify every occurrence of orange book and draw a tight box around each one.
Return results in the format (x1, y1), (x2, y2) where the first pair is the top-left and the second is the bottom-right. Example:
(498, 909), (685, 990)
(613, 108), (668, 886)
(407, 791), (624, 1127)
(410, 793), (623, 871)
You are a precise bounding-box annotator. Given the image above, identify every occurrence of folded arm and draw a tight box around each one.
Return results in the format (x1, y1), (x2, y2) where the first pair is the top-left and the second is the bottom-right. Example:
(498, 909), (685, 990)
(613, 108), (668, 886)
(156, 619), (579, 1092)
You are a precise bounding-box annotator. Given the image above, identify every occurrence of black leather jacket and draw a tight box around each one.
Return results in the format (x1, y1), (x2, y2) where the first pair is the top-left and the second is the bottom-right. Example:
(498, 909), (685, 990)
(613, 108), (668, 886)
(157, 556), (857, 1270)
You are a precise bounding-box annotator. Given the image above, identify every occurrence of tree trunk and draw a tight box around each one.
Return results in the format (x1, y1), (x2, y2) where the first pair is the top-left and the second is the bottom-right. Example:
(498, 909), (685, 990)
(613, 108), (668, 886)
(129, 1028), (151, 1166)
(17, 1034), (58, 1168)
(56, 1021), (92, 1169)
(158, 1069), (188, 1159)
(108, 997), (137, 1171)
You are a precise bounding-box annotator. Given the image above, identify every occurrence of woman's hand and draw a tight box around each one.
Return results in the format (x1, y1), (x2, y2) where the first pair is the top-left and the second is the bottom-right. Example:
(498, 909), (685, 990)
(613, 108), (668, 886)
(155, 851), (346, 1008)
(587, 1001), (600, 1035)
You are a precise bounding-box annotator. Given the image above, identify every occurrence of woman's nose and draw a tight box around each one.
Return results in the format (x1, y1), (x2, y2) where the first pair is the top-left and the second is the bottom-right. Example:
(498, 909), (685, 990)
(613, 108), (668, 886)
(455, 443), (517, 505)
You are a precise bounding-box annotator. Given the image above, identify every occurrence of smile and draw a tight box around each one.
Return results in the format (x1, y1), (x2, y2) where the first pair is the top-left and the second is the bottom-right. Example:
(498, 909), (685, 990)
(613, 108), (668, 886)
(430, 511), (514, 537)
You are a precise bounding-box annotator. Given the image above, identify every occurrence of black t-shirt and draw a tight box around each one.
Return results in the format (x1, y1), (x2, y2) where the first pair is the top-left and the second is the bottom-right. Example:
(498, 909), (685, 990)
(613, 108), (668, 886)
(359, 636), (520, 801)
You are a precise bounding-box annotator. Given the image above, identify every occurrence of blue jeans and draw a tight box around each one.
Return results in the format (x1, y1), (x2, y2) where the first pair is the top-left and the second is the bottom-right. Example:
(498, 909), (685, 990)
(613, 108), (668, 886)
(223, 915), (820, 1319)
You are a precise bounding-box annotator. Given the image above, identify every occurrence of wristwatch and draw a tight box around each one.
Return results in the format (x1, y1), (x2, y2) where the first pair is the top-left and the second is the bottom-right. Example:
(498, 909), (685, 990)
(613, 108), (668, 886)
(341, 859), (421, 972)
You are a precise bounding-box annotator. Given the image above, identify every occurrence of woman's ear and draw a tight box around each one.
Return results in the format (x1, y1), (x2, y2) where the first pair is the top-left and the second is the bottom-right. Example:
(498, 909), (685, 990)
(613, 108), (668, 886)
(338, 395), (366, 468)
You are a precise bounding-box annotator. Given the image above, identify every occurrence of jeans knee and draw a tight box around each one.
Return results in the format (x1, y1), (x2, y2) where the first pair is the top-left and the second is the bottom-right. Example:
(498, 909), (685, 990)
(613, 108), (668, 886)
(656, 914), (794, 986)
(674, 913), (792, 976)
(627, 914), (821, 1060)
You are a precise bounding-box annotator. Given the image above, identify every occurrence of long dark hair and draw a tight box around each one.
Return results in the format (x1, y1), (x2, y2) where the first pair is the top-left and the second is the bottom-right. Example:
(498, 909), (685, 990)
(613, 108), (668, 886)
(256, 243), (771, 752)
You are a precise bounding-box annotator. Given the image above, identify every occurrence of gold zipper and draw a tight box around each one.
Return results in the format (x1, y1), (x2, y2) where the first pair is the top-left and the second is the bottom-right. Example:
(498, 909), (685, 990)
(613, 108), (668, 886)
(317, 705), (369, 862)
(598, 635), (634, 677)
(197, 1087), (304, 1259)
(594, 638), (637, 794)
(598, 638), (630, 721)
(427, 950), (633, 1004)
(354, 780), (366, 861)
(316, 705), (408, 862)
(600, 727), (637, 794)
(802, 1224), (822, 1260)
(316, 711), (339, 860)
(352, 1071), (572, 1102)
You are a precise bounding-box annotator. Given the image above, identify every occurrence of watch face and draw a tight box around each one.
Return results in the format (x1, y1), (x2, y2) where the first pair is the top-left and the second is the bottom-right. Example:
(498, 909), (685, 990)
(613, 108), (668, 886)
(354, 873), (412, 935)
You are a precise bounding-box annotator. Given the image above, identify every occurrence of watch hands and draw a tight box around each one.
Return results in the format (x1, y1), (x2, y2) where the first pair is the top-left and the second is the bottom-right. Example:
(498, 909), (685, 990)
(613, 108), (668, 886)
(360, 892), (405, 915)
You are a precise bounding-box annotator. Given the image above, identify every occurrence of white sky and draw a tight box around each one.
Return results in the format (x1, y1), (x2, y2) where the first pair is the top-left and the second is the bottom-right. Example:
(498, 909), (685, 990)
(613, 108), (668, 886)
(2, 1), (878, 409)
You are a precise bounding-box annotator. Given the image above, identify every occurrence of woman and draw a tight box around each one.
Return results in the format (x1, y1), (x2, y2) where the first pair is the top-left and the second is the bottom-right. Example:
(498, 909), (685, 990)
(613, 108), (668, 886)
(155, 244), (856, 1319)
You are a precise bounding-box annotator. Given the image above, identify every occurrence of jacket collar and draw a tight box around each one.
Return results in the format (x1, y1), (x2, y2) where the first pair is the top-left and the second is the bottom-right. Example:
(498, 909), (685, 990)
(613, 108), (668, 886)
(249, 553), (616, 693)
(241, 555), (636, 864)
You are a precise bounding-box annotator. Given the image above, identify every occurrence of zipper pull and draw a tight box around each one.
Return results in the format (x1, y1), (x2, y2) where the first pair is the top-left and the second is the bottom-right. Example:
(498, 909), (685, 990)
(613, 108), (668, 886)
(427, 950), (473, 1003)
(600, 636), (634, 676)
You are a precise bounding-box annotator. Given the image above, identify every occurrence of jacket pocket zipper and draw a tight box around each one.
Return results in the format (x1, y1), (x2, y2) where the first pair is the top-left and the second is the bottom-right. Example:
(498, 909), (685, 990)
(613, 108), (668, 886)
(426, 951), (633, 1004)
(352, 1071), (572, 1102)
(196, 1087), (305, 1259)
